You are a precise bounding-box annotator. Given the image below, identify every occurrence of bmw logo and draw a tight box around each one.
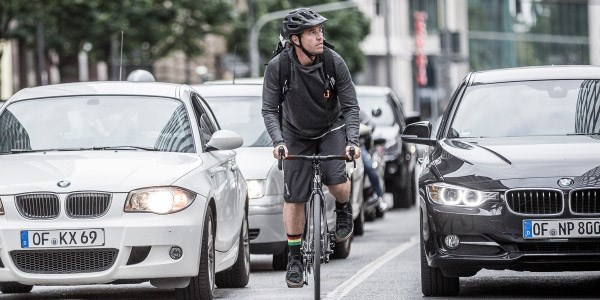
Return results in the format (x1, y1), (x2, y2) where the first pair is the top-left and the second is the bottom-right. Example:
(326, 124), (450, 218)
(57, 180), (71, 188)
(557, 178), (574, 188)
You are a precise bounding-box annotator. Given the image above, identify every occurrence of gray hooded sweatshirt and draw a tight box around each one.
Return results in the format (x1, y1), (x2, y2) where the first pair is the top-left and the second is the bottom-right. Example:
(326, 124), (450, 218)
(262, 47), (360, 147)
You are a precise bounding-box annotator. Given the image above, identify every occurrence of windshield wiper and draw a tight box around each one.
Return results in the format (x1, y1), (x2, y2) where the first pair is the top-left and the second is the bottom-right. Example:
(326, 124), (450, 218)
(566, 133), (600, 136)
(6, 148), (83, 154)
(90, 146), (160, 151)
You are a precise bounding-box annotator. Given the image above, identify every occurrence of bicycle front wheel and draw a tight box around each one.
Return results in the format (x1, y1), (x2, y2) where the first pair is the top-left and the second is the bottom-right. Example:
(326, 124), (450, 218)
(312, 193), (321, 300)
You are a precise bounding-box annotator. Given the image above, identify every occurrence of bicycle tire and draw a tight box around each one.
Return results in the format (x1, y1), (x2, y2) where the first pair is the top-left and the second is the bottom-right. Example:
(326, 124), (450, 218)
(313, 193), (321, 300)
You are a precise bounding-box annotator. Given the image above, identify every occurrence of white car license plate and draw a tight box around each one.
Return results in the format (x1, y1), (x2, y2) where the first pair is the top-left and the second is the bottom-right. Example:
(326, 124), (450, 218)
(523, 219), (600, 239)
(20, 229), (105, 248)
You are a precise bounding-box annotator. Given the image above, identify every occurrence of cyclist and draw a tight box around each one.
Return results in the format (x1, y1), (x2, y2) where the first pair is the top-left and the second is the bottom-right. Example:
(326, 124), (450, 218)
(261, 7), (361, 288)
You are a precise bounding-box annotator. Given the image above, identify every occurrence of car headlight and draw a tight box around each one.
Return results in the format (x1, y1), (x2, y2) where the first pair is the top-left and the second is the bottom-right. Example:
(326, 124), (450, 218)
(0, 198), (3, 215)
(247, 180), (265, 199)
(124, 187), (196, 214)
(426, 183), (498, 207)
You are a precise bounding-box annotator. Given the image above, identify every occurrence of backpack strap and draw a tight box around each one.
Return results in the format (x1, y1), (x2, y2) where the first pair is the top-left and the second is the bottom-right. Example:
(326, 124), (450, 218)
(322, 46), (337, 103)
(278, 49), (291, 130)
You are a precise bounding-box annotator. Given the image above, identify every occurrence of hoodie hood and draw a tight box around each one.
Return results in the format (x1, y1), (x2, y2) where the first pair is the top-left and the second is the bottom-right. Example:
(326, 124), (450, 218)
(0, 151), (201, 195)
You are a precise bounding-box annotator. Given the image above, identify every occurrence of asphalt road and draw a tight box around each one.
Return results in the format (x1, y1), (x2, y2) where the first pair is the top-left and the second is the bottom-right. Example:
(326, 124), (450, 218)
(4, 197), (600, 299)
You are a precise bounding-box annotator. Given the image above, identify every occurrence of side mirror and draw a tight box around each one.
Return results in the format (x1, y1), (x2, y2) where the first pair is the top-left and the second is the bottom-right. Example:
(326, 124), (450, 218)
(371, 106), (382, 117)
(405, 111), (421, 125)
(206, 130), (243, 151)
(401, 121), (436, 146)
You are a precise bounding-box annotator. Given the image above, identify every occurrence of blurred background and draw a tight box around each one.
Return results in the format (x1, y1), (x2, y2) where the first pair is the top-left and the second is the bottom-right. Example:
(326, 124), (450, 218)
(0, 0), (596, 121)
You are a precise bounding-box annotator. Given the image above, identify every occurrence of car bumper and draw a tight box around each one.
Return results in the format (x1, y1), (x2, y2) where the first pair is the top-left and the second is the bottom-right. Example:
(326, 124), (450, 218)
(248, 195), (285, 254)
(421, 195), (600, 275)
(0, 194), (207, 286)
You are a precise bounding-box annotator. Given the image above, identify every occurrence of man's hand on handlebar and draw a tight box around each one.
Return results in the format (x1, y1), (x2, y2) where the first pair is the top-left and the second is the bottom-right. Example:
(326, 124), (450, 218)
(345, 145), (360, 160)
(274, 145), (288, 159)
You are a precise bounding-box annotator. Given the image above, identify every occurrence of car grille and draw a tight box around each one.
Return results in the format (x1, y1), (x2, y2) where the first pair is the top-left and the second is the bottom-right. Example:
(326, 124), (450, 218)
(66, 193), (111, 218)
(505, 189), (563, 215)
(15, 194), (60, 219)
(11, 248), (118, 274)
(570, 189), (600, 214)
(249, 229), (260, 240)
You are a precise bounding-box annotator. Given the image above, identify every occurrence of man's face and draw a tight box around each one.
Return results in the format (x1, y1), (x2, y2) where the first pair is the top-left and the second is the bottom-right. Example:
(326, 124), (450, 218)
(297, 25), (324, 55)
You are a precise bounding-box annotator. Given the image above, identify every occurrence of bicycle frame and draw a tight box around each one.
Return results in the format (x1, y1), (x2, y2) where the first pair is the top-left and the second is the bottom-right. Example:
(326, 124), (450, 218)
(278, 147), (354, 300)
(302, 158), (333, 299)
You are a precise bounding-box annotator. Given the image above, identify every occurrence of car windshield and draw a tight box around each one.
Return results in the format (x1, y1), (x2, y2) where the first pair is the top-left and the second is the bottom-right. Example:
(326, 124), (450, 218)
(357, 95), (395, 126)
(203, 96), (271, 147)
(449, 79), (600, 138)
(0, 96), (195, 153)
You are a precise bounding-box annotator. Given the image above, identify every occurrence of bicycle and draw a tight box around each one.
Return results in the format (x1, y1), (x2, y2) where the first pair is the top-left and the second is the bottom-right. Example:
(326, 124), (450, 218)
(278, 146), (355, 300)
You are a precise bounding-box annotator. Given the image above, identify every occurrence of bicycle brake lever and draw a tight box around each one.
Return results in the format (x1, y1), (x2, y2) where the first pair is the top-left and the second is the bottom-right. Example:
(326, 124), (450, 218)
(278, 146), (285, 170)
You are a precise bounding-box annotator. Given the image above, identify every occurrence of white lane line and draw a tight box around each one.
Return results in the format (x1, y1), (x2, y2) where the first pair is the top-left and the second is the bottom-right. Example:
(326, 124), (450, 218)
(324, 235), (419, 300)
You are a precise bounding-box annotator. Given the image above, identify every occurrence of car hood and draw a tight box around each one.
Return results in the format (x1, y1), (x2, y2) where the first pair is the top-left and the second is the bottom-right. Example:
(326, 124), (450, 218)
(0, 151), (201, 194)
(434, 136), (600, 185)
(235, 147), (275, 180)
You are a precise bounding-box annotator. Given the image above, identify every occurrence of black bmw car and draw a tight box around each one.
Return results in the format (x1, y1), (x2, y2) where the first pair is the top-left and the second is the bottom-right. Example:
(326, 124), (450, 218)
(403, 65), (600, 296)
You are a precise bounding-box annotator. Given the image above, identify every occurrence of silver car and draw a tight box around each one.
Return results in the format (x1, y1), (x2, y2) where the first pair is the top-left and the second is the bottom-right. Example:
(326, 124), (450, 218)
(0, 82), (249, 299)
(194, 81), (365, 269)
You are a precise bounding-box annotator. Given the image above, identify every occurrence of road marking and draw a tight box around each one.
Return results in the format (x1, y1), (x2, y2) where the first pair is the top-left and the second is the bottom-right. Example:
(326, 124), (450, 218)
(324, 235), (419, 300)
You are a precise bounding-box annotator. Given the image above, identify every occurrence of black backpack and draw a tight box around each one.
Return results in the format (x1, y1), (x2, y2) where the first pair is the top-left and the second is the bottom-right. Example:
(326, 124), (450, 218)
(269, 42), (338, 129)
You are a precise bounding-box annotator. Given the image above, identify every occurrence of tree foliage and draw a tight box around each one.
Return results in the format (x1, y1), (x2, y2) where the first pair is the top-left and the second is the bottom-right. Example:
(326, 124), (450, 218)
(1, 0), (233, 79)
(228, 0), (370, 76)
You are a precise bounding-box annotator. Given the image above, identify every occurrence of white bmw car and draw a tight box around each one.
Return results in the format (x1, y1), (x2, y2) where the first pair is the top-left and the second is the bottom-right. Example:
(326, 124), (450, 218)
(0, 82), (249, 299)
(195, 81), (365, 270)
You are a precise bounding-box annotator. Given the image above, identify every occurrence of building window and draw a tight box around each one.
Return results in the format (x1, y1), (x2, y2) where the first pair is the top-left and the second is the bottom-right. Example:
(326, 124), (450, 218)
(468, 0), (589, 70)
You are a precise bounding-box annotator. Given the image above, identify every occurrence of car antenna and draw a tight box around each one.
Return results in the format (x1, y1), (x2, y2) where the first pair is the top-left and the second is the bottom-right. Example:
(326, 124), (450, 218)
(232, 44), (237, 84)
(119, 31), (124, 81)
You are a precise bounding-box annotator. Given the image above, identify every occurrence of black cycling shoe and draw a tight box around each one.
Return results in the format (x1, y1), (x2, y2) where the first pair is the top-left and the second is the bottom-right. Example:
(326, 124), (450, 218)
(335, 201), (354, 242)
(285, 255), (304, 288)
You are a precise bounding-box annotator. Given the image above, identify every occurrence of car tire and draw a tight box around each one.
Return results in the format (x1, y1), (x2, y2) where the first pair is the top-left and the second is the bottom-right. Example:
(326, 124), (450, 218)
(176, 206), (215, 300)
(0, 283), (33, 294)
(353, 203), (365, 236)
(420, 213), (459, 296)
(272, 245), (289, 271)
(216, 206), (250, 288)
(333, 235), (352, 259)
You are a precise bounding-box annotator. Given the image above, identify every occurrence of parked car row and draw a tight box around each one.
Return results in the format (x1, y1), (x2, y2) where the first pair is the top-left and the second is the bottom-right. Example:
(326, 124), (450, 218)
(0, 77), (419, 298)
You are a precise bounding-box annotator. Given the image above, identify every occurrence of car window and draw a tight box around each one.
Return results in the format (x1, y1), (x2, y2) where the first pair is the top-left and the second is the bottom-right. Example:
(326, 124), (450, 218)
(449, 79), (596, 138)
(191, 95), (217, 148)
(0, 96), (195, 153)
(357, 95), (396, 126)
(202, 96), (272, 147)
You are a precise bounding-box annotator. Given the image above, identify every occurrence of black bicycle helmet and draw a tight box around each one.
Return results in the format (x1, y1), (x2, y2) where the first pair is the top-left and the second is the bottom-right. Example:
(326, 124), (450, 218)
(282, 8), (327, 39)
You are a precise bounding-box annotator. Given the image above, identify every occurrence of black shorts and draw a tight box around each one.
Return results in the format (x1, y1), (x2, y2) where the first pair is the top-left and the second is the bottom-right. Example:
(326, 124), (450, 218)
(282, 128), (348, 203)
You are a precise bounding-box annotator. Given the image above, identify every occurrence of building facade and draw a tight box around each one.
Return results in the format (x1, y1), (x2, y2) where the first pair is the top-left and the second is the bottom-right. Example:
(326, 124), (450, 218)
(357, 0), (596, 121)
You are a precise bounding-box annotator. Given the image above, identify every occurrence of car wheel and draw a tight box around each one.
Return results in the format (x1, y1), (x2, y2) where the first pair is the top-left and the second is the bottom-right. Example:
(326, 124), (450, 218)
(420, 213), (459, 296)
(176, 206), (215, 300)
(272, 245), (289, 271)
(353, 203), (365, 236)
(216, 206), (250, 288)
(0, 283), (33, 294)
(333, 235), (352, 259)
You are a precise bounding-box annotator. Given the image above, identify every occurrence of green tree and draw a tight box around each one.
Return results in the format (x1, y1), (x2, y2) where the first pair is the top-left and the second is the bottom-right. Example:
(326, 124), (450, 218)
(2, 0), (233, 82)
(229, 0), (370, 76)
